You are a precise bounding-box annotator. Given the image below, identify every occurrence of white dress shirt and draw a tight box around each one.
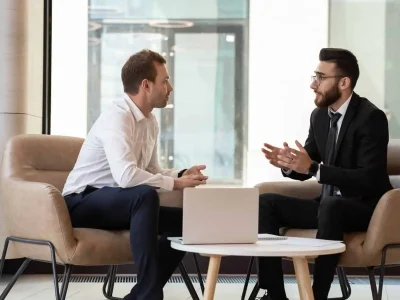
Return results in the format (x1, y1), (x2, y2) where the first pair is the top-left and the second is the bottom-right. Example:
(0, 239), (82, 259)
(62, 93), (179, 197)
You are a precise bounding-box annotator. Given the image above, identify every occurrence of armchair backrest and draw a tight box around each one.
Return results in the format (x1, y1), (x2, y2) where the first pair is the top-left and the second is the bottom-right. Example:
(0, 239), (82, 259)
(0, 134), (83, 259)
(1, 134), (83, 192)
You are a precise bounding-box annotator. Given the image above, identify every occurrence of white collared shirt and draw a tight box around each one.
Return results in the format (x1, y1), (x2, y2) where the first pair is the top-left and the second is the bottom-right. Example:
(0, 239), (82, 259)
(62, 93), (179, 196)
(327, 93), (352, 141)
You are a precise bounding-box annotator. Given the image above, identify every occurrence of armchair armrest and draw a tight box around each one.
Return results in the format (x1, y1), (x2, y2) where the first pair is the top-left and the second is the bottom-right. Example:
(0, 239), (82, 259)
(255, 180), (321, 199)
(1, 178), (77, 261)
(158, 190), (183, 208)
(363, 189), (400, 256)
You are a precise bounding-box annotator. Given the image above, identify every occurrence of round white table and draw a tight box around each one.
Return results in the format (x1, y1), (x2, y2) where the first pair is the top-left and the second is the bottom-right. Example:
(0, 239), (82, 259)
(170, 239), (345, 300)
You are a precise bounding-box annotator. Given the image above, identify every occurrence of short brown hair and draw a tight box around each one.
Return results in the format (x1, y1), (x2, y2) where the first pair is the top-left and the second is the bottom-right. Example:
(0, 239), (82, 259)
(121, 49), (166, 95)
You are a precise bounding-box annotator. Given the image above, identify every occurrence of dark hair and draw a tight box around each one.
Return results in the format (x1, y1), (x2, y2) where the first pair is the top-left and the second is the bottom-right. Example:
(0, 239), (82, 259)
(121, 49), (166, 95)
(319, 48), (359, 89)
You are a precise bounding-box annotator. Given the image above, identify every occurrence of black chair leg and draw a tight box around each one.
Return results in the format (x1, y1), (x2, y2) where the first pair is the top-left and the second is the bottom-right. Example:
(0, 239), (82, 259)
(343, 268), (352, 298)
(0, 236), (73, 300)
(0, 257), (31, 300)
(247, 281), (260, 300)
(108, 266), (118, 297)
(102, 266), (112, 298)
(242, 258), (353, 300)
(102, 265), (123, 300)
(338, 267), (351, 299)
(60, 265), (73, 300)
(328, 267), (351, 300)
(102, 260), (201, 300)
(367, 267), (379, 300)
(242, 257), (255, 300)
(366, 243), (398, 300)
(192, 253), (204, 295)
(0, 237), (32, 300)
(179, 262), (200, 300)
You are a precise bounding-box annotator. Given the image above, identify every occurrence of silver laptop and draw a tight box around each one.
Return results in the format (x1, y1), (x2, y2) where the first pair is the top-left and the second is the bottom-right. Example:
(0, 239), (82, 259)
(177, 187), (259, 245)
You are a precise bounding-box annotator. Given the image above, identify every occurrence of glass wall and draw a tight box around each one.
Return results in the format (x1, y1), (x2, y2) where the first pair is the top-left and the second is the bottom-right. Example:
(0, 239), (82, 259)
(51, 0), (400, 187)
(81, 0), (248, 184)
(384, 0), (400, 138)
(329, 0), (400, 139)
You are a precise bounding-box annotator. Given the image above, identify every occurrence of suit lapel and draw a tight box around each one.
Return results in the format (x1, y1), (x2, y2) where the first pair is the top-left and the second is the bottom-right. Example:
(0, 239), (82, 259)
(333, 93), (360, 162)
(318, 111), (330, 163)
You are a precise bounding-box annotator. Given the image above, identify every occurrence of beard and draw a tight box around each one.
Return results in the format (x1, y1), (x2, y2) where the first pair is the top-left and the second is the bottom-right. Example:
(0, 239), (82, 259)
(314, 84), (342, 108)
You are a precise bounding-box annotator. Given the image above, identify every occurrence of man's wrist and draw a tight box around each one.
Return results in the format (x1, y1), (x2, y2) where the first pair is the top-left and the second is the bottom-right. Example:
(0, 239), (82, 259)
(308, 161), (319, 177)
(178, 169), (187, 178)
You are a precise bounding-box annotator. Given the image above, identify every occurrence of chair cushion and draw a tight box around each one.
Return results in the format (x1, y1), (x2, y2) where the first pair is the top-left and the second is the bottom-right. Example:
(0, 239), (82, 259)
(280, 228), (377, 267)
(68, 228), (133, 265)
(23, 190), (184, 265)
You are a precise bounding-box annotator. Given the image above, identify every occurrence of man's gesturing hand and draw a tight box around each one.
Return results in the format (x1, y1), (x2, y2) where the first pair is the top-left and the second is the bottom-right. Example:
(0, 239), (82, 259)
(276, 140), (312, 174)
(261, 142), (289, 168)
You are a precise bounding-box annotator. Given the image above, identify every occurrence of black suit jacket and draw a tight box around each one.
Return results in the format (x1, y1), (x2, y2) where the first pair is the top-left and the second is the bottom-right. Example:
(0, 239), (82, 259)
(284, 93), (393, 204)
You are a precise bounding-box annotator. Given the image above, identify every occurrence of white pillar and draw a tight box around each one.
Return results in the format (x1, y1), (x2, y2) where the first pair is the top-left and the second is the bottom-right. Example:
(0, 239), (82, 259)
(0, 0), (44, 258)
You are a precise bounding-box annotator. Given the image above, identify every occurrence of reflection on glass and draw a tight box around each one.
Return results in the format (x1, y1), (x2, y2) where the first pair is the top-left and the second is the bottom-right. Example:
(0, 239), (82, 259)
(172, 33), (236, 179)
(87, 0), (249, 184)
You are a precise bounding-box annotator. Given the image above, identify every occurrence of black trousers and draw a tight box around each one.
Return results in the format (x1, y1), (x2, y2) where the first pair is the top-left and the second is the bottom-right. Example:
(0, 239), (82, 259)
(258, 193), (375, 300)
(64, 185), (185, 300)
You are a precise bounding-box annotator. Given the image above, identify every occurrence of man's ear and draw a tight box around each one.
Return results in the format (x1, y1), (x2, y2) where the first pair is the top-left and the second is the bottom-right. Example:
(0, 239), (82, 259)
(141, 79), (150, 92)
(340, 77), (351, 90)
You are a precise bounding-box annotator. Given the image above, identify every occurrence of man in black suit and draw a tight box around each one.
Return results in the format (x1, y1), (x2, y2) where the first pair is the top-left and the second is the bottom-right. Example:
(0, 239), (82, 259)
(258, 48), (393, 300)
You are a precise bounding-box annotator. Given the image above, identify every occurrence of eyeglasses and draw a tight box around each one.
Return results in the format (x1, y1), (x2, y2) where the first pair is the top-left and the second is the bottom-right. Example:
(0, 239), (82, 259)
(311, 75), (345, 84)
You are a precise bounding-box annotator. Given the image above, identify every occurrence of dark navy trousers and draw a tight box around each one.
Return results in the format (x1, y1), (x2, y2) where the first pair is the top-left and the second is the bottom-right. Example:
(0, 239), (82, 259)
(64, 185), (185, 300)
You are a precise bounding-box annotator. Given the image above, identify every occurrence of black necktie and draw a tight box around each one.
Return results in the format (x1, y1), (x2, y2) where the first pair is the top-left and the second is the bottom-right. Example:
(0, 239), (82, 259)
(322, 112), (342, 197)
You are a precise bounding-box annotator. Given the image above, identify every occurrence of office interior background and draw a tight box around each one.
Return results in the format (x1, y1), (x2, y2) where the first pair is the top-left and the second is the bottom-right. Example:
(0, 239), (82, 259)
(2, 0), (400, 188)
(50, 0), (400, 188)
(1, 0), (400, 279)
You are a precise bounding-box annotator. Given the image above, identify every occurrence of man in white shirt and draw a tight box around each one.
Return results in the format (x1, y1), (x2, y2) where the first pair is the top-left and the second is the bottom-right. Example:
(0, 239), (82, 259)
(63, 49), (208, 300)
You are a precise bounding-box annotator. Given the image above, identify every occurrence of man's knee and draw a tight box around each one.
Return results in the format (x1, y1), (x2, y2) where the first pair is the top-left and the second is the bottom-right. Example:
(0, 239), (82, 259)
(141, 187), (160, 205)
(259, 193), (281, 212)
(318, 197), (344, 221)
(128, 186), (160, 212)
(259, 193), (281, 230)
(317, 197), (345, 240)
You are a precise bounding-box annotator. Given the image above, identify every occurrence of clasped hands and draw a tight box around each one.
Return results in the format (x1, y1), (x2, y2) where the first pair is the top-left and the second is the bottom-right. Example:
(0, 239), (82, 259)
(261, 140), (312, 174)
(174, 165), (208, 190)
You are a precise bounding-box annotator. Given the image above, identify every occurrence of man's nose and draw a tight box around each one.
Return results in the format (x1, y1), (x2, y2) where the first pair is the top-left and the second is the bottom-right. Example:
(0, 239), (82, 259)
(310, 80), (317, 89)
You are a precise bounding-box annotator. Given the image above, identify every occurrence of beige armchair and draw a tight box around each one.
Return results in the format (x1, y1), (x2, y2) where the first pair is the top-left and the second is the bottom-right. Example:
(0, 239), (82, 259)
(244, 139), (400, 300)
(0, 134), (200, 300)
